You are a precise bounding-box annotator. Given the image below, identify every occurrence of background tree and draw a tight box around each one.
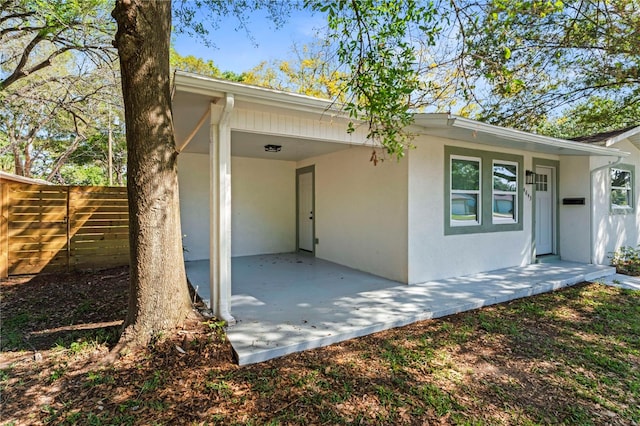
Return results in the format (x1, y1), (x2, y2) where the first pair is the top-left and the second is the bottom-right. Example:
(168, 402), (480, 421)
(169, 48), (245, 81)
(537, 96), (640, 139)
(240, 42), (348, 100)
(0, 55), (123, 182)
(307, 0), (444, 160)
(461, 0), (640, 131)
(0, 0), (115, 91)
(1, 0), (122, 184)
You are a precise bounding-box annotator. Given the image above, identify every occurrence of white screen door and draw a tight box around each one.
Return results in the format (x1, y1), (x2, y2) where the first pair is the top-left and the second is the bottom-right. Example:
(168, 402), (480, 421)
(535, 166), (554, 255)
(297, 169), (314, 252)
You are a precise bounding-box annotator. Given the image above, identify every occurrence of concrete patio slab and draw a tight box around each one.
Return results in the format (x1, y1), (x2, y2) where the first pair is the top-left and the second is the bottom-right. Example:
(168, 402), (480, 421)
(591, 273), (640, 291)
(186, 254), (616, 365)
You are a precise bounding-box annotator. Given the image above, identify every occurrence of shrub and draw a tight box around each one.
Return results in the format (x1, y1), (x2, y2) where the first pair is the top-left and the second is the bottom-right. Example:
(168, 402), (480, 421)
(609, 245), (640, 276)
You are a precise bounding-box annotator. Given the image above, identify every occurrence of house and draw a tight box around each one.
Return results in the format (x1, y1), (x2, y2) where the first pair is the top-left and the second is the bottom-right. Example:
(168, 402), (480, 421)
(0, 170), (51, 185)
(171, 71), (639, 322)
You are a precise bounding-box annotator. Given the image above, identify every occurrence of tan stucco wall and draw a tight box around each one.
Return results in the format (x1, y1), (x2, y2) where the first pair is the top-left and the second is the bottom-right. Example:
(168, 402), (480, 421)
(407, 135), (560, 284)
(590, 140), (640, 264)
(298, 146), (409, 283)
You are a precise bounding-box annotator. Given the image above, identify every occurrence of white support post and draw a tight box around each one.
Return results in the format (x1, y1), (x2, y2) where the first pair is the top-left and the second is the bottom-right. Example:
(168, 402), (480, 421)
(209, 95), (235, 325)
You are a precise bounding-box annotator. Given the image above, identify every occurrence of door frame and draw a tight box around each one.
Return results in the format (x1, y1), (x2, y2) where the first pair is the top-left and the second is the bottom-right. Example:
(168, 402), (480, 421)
(532, 158), (560, 260)
(296, 165), (315, 255)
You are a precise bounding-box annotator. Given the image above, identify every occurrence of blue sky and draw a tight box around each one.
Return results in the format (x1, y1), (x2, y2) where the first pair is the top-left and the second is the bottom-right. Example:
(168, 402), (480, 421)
(171, 8), (325, 74)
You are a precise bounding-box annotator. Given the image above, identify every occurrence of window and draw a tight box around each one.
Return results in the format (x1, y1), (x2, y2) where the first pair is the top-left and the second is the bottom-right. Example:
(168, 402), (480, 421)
(493, 162), (518, 223)
(611, 167), (633, 213)
(445, 146), (524, 235)
(451, 156), (481, 226)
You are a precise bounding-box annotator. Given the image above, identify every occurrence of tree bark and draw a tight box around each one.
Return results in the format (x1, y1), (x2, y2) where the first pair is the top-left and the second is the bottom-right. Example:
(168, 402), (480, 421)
(112, 0), (193, 347)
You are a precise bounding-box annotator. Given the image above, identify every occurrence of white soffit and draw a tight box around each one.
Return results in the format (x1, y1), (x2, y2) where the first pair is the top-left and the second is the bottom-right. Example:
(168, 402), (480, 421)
(414, 114), (630, 157)
(604, 126), (640, 150)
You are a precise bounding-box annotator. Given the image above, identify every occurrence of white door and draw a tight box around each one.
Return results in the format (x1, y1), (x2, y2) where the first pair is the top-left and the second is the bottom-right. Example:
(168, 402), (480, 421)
(297, 170), (314, 252)
(535, 166), (554, 255)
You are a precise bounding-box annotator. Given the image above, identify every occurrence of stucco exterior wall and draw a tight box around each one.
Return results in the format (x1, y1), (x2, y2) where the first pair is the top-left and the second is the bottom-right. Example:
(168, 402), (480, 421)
(178, 153), (296, 260)
(178, 153), (210, 261)
(557, 156), (592, 263)
(590, 140), (640, 264)
(231, 157), (296, 256)
(407, 136), (558, 284)
(298, 146), (409, 283)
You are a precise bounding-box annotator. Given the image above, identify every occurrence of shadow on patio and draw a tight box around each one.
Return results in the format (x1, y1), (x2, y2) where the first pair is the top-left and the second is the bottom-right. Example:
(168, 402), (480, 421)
(186, 253), (615, 365)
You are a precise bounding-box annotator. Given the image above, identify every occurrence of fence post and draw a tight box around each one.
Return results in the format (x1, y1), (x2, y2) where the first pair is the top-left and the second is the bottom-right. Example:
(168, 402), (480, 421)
(0, 183), (8, 279)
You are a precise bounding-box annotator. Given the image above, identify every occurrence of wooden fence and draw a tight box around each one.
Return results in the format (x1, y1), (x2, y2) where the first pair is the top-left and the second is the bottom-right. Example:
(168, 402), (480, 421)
(0, 184), (129, 278)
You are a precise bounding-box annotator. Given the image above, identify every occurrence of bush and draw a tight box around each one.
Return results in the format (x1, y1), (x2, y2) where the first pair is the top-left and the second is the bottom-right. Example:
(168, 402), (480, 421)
(609, 245), (640, 276)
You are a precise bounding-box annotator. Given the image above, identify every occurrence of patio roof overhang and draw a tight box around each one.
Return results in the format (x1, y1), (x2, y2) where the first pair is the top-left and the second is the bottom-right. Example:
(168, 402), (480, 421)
(413, 114), (631, 157)
(173, 72), (631, 159)
(172, 71), (368, 160)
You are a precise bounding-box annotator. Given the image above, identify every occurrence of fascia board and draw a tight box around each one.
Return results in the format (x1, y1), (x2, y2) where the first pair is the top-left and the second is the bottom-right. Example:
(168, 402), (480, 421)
(604, 126), (640, 148)
(414, 114), (630, 157)
(173, 71), (342, 116)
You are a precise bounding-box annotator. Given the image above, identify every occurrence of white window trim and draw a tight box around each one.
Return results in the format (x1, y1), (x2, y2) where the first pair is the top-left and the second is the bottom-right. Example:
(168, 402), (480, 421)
(610, 167), (633, 212)
(492, 160), (518, 224)
(450, 155), (481, 227)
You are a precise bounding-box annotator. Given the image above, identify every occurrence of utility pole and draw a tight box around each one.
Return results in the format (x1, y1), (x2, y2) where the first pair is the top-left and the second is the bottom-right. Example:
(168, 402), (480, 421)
(107, 108), (113, 186)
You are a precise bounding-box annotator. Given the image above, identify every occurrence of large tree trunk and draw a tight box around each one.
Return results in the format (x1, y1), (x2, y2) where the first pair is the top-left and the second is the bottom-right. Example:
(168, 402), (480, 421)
(112, 0), (193, 347)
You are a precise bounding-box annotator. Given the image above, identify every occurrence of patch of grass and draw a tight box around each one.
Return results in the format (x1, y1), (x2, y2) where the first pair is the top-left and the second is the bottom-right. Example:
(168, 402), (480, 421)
(140, 371), (164, 393)
(49, 364), (67, 383)
(0, 366), (11, 383)
(86, 370), (115, 386)
(73, 300), (93, 318)
(52, 327), (118, 354)
(565, 405), (594, 425)
(0, 312), (30, 350)
(4, 272), (639, 425)
(204, 379), (232, 396)
(412, 383), (461, 417)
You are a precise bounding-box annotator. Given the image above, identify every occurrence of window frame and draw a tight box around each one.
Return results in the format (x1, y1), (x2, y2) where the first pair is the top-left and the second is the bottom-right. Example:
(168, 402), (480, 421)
(610, 165), (635, 215)
(444, 146), (524, 236)
(492, 160), (518, 225)
(450, 155), (482, 227)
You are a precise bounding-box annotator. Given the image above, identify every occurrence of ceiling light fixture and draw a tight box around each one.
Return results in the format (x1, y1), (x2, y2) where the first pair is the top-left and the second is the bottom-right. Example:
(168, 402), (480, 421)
(264, 144), (282, 153)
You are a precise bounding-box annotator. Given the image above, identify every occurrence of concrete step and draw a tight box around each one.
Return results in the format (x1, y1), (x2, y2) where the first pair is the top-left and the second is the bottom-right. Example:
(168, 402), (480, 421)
(536, 255), (561, 264)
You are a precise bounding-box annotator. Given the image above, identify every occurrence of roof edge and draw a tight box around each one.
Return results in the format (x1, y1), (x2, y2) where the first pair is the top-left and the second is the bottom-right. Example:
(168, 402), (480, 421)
(604, 126), (640, 147)
(173, 70), (341, 115)
(0, 171), (51, 185)
(414, 114), (630, 157)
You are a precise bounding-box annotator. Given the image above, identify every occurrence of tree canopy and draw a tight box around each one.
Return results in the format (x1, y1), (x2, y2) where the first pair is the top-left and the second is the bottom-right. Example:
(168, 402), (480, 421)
(462, 0), (640, 131)
(0, 0), (115, 90)
(0, 0), (122, 183)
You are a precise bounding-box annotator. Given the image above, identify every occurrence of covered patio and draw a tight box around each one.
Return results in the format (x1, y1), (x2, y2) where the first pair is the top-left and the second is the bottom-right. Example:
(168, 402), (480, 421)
(186, 254), (616, 365)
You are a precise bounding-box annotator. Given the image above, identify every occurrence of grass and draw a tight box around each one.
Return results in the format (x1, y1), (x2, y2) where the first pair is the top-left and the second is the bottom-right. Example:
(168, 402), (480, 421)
(1, 277), (639, 425)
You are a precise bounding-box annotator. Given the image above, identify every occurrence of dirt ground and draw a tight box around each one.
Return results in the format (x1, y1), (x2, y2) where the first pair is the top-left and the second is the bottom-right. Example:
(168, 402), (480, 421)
(1, 267), (638, 425)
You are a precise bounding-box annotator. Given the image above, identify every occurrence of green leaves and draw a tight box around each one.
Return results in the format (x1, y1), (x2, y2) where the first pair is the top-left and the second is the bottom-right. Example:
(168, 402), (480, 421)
(465, 0), (640, 130)
(309, 0), (442, 160)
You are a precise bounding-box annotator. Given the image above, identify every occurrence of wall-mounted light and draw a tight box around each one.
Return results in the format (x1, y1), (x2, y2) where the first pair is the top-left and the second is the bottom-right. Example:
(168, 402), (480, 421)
(525, 170), (536, 185)
(264, 144), (282, 153)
